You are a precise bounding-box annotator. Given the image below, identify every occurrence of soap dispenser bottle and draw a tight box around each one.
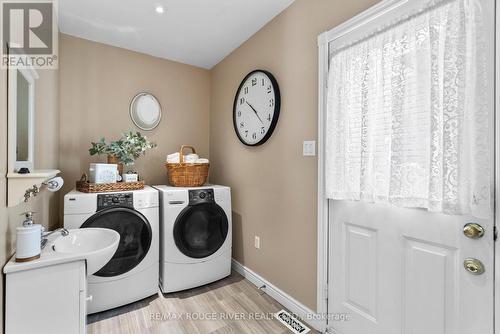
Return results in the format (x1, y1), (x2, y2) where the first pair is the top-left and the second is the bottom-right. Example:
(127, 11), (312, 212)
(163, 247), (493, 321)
(15, 211), (42, 262)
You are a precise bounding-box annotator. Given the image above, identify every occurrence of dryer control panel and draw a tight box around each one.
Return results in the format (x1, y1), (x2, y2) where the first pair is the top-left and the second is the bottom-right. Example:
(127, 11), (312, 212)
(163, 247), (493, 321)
(189, 189), (214, 205)
(97, 193), (134, 210)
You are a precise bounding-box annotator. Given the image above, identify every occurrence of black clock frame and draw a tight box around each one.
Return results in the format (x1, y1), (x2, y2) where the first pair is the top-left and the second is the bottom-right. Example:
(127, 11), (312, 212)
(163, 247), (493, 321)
(232, 69), (281, 146)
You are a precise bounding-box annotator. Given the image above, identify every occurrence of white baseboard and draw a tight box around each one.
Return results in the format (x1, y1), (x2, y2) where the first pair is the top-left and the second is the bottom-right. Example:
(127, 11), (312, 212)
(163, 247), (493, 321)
(231, 259), (326, 332)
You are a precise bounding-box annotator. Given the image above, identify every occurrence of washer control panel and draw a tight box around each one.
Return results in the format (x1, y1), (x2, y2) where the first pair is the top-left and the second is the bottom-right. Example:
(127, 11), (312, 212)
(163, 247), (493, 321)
(189, 189), (214, 205)
(97, 193), (134, 210)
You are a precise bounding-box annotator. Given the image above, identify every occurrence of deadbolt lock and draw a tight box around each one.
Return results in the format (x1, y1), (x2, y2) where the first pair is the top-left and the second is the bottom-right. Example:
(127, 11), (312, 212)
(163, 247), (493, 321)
(463, 258), (485, 275)
(463, 223), (484, 239)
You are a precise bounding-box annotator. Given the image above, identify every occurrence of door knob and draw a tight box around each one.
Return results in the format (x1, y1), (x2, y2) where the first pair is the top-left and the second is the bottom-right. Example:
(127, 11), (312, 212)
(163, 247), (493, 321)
(464, 258), (485, 275)
(463, 223), (484, 239)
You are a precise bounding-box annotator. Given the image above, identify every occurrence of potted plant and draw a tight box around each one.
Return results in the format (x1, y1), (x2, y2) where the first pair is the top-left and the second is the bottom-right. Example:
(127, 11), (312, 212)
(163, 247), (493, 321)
(89, 131), (157, 176)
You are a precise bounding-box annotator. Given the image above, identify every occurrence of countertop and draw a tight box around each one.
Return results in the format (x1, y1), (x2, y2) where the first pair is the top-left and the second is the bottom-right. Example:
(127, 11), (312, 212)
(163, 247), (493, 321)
(4, 234), (86, 274)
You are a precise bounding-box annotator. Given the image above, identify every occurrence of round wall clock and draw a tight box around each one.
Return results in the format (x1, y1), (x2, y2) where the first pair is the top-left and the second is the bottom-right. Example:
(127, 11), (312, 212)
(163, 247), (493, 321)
(233, 70), (280, 146)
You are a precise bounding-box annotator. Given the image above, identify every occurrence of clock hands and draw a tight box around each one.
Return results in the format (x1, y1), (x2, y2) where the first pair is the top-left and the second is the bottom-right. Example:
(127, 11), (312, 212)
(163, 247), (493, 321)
(246, 101), (264, 125)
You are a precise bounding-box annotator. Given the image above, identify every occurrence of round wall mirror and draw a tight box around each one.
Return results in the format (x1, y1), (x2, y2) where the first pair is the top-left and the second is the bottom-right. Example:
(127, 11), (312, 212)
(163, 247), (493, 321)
(129, 93), (162, 131)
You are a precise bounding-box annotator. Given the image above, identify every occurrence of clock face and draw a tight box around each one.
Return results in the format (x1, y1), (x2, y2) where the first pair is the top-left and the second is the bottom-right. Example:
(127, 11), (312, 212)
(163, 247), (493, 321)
(233, 70), (280, 146)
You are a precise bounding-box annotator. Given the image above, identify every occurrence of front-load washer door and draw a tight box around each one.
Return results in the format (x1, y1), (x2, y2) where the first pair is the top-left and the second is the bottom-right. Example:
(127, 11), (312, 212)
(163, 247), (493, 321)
(173, 203), (229, 259)
(81, 207), (152, 277)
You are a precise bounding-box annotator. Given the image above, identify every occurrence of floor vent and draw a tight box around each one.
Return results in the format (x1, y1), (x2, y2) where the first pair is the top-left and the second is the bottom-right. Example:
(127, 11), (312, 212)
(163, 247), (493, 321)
(275, 310), (310, 334)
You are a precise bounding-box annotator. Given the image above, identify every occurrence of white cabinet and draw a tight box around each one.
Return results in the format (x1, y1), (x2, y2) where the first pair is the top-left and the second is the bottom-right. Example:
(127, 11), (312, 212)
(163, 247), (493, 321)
(5, 260), (86, 334)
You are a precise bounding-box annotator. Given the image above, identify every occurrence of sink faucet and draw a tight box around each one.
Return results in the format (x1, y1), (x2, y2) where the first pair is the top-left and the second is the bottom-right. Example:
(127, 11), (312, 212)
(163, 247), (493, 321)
(41, 228), (69, 249)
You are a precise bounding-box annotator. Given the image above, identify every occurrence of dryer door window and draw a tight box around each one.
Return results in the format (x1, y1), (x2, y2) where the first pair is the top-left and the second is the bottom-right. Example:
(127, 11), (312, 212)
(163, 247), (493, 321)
(81, 207), (152, 277)
(173, 203), (229, 259)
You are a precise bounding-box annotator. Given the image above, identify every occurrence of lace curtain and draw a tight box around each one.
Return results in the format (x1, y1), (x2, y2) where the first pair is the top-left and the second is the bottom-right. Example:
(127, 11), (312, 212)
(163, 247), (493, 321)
(325, 0), (492, 217)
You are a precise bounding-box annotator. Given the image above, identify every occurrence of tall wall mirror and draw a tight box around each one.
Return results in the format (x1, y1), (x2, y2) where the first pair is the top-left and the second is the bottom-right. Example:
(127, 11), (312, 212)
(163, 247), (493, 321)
(6, 51), (60, 207)
(8, 67), (38, 172)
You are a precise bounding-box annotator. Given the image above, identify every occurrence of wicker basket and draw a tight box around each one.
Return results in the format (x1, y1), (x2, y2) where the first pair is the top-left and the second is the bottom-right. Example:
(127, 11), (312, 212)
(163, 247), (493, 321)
(166, 145), (209, 187)
(76, 174), (145, 193)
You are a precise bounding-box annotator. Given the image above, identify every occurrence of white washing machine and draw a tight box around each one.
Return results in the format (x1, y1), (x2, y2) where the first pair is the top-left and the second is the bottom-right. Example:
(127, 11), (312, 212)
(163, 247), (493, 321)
(63, 186), (159, 314)
(154, 185), (232, 293)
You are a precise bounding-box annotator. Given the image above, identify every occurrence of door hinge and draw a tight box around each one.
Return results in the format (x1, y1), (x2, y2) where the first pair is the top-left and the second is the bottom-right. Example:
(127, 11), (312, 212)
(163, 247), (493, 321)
(494, 226), (498, 241)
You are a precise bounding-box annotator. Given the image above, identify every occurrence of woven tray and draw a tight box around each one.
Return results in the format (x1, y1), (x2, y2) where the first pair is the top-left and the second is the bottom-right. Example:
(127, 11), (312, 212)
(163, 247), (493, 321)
(76, 174), (145, 193)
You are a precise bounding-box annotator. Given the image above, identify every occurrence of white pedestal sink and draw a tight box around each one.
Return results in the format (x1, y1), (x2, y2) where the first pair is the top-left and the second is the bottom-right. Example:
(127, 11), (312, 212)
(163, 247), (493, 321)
(4, 227), (120, 334)
(53, 228), (120, 275)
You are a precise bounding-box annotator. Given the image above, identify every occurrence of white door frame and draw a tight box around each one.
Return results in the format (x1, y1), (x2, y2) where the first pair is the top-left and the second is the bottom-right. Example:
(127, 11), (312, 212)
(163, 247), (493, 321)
(317, 0), (498, 333)
(494, 0), (499, 332)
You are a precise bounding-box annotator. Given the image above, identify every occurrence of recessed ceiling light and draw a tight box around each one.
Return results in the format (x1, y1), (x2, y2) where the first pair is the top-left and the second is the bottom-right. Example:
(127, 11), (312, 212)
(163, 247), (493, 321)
(155, 6), (164, 14)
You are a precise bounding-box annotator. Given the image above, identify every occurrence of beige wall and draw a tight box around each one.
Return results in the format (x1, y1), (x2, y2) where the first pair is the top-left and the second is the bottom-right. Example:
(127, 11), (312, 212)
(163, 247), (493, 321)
(58, 34), (211, 204)
(0, 1), (382, 328)
(210, 0), (379, 310)
(0, 53), (60, 332)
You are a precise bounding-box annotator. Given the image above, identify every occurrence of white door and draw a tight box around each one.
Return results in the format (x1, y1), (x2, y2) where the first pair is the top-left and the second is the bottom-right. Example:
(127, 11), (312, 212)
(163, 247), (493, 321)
(326, 0), (495, 334)
(328, 202), (494, 334)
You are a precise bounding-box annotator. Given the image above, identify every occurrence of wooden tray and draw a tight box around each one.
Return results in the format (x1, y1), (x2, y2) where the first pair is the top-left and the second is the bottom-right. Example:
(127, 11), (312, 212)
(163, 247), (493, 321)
(76, 174), (145, 193)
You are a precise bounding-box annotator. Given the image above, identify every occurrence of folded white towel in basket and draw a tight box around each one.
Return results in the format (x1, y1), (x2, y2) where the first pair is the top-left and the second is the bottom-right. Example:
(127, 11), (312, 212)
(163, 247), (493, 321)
(166, 152), (180, 163)
(183, 154), (199, 163)
(166, 152), (208, 164)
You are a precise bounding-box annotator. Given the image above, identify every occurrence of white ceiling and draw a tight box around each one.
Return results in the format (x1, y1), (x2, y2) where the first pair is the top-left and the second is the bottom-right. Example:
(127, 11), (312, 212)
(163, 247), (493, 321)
(59, 0), (295, 69)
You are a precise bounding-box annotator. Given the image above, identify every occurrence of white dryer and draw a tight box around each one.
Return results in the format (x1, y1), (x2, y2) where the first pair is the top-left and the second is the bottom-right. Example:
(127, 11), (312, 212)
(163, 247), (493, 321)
(63, 186), (159, 314)
(154, 185), (232, 293)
